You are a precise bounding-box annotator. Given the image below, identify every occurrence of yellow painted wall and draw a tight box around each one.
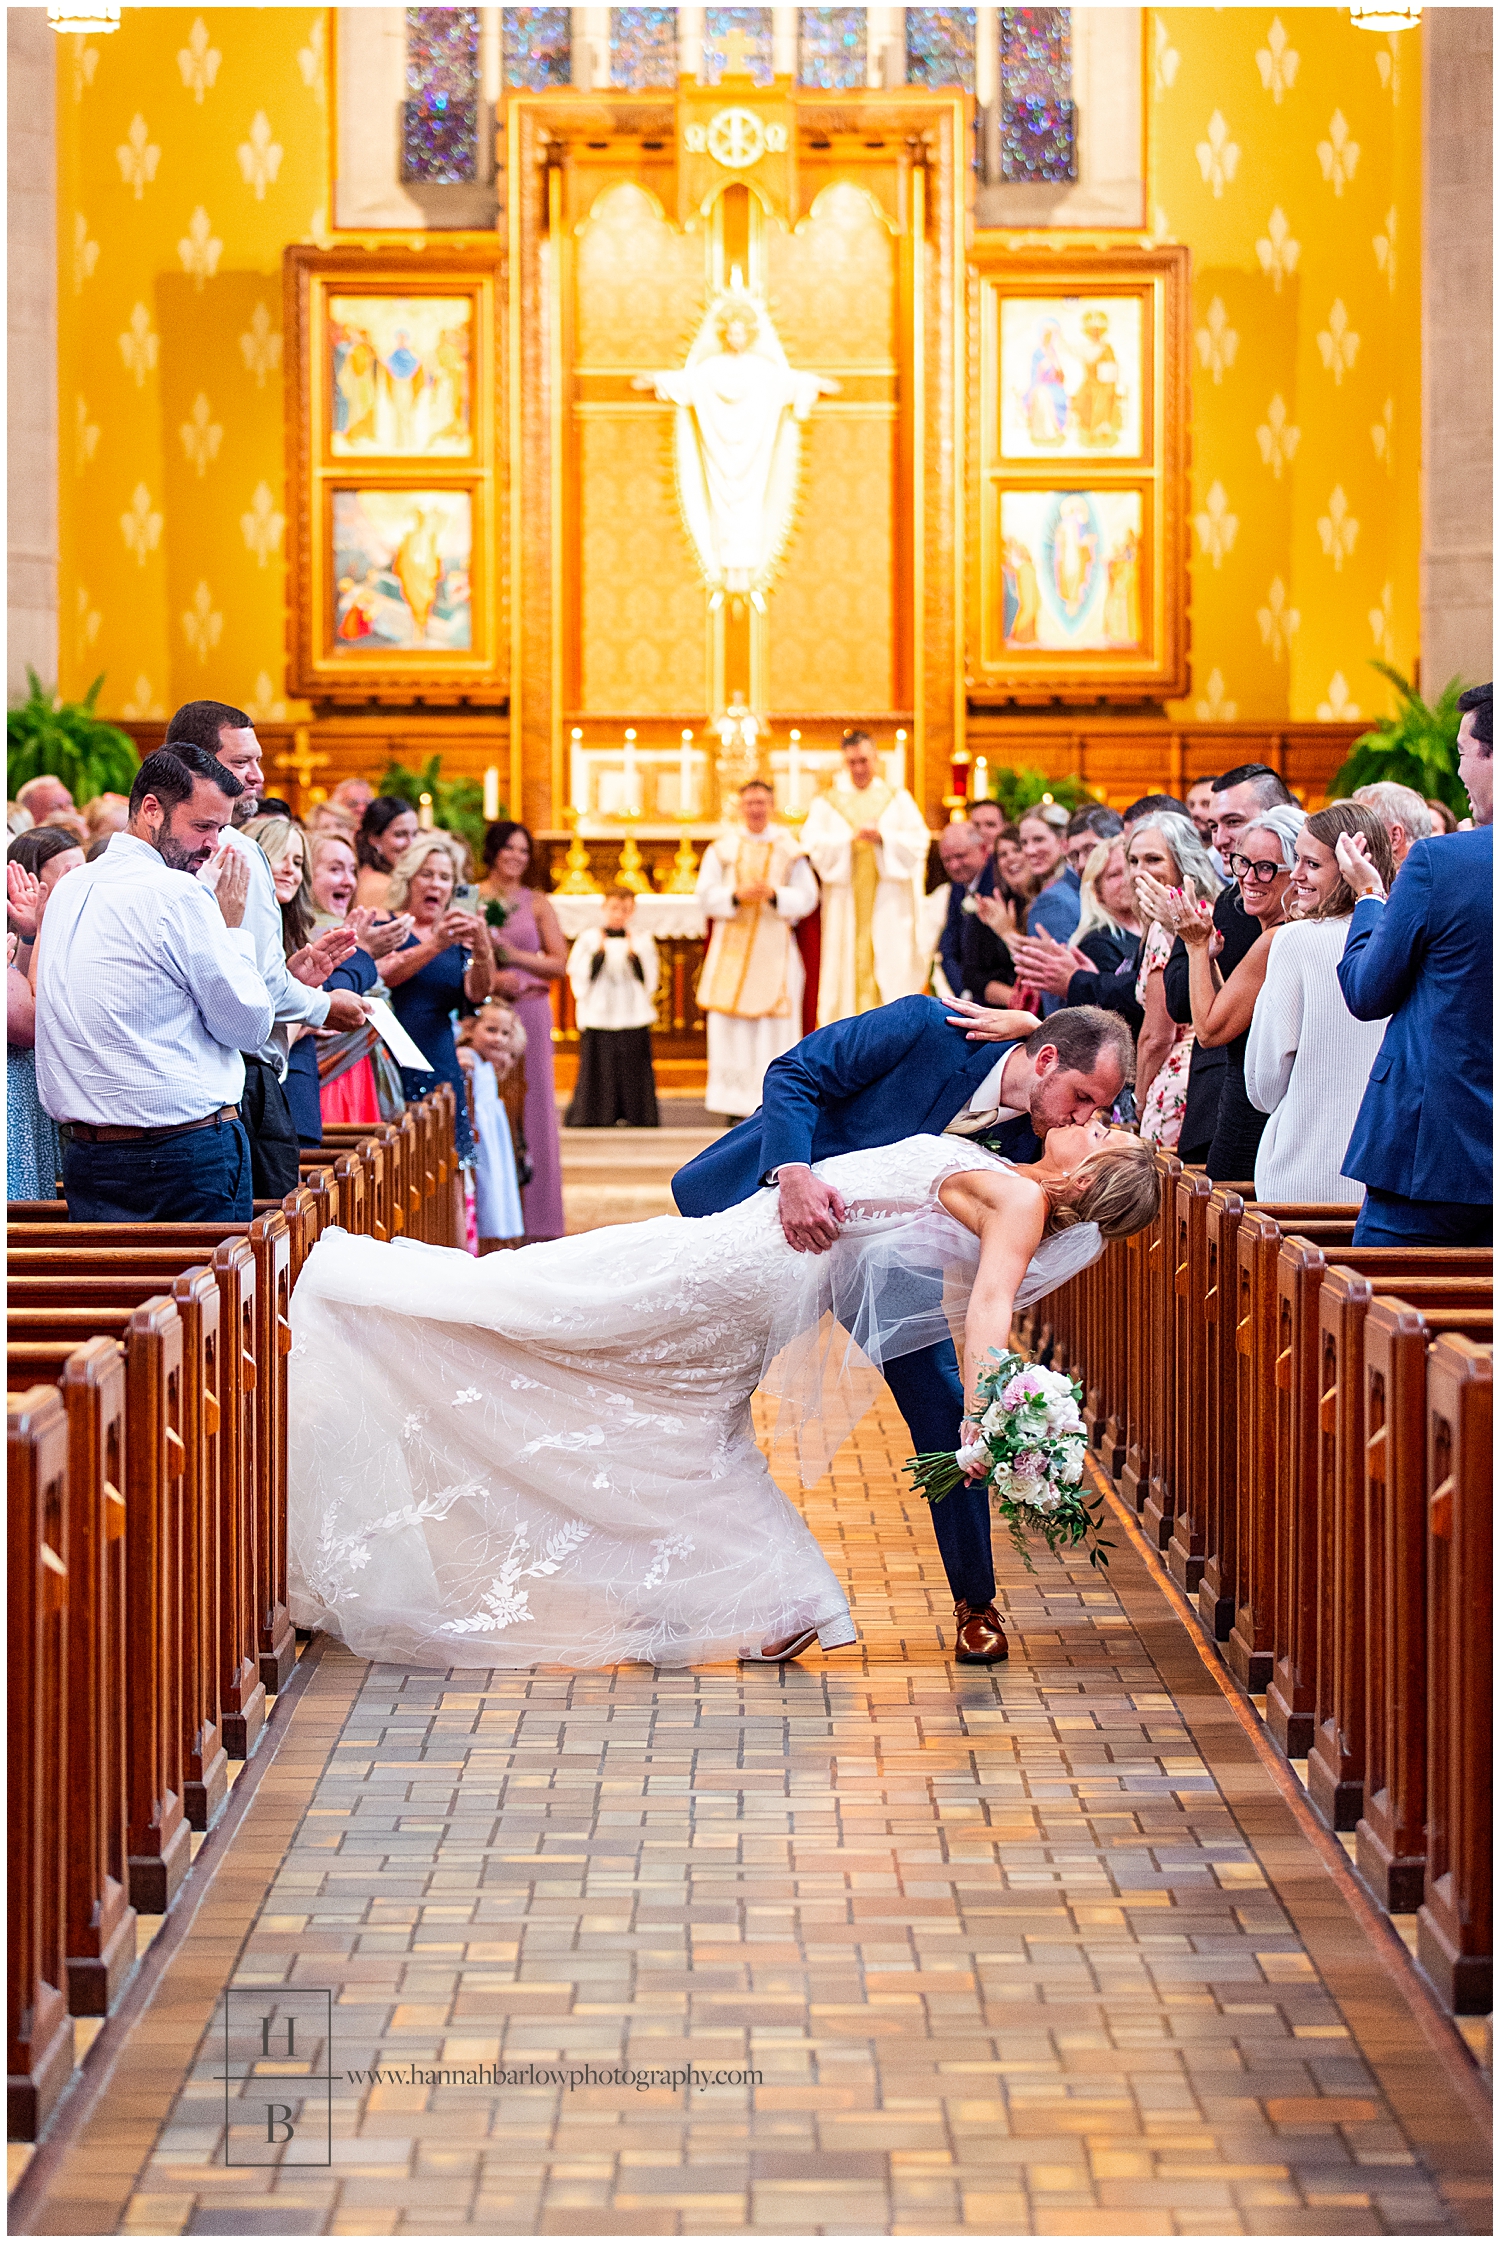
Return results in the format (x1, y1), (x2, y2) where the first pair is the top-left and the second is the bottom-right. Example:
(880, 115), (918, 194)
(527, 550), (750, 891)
(56, 7), (327, 723)
(1151, 7), (1423, 727)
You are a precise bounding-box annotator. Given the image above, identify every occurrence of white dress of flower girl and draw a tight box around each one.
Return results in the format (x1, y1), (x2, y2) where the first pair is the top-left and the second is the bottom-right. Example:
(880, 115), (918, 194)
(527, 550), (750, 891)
(285, 1134), (1102, 1669)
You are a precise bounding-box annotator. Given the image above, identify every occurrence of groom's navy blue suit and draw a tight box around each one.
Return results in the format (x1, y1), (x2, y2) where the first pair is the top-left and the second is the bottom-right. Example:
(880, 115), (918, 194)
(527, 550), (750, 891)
(673, 995), (1041, 1611)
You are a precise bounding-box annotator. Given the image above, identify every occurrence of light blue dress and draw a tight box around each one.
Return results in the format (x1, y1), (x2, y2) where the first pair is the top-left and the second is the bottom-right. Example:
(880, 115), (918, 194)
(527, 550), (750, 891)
(8, 1044), (63, 1201)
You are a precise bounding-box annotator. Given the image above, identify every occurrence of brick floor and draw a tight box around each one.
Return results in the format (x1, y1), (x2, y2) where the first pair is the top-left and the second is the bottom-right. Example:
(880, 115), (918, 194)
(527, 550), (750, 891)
(15, 1394), (1490, 2237)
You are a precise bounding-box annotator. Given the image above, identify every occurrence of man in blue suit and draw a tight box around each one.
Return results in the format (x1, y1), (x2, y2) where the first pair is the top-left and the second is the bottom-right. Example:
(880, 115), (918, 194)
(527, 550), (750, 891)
(935, 820), (1013, 1003)
(673, 999), (1132, 1662)
(1336, 680), (1493, 1245)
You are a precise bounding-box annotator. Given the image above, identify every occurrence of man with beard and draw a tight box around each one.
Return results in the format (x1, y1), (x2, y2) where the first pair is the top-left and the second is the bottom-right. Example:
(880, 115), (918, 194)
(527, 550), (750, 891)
(673, 999), (1130, 1663)
(34, 745), (274, 1220)
(161, 700), (370, 1197)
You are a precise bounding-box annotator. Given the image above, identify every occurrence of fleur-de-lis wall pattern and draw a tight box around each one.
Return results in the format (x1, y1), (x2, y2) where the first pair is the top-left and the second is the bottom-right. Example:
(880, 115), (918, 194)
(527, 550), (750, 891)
(1156, 5), (1419, 724)
(57, 8), (1420, 729)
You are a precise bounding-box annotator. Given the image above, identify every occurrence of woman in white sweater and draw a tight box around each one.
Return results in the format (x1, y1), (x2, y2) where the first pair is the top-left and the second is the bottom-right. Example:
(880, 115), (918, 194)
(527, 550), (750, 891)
(1244, 801), (1395, 1204)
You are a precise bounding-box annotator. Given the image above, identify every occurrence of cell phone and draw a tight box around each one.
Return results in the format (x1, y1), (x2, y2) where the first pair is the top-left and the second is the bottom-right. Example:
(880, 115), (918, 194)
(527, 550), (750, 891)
(452, 882), (480, 913)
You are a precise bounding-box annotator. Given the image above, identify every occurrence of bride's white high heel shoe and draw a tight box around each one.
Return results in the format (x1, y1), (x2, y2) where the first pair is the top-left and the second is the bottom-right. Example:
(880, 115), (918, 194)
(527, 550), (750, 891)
(742, 1617), (858, 1663)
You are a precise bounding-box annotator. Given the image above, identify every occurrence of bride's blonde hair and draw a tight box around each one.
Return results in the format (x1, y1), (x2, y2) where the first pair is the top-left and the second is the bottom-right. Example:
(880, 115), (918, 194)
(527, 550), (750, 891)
(1045, 1136), (1159, 1242)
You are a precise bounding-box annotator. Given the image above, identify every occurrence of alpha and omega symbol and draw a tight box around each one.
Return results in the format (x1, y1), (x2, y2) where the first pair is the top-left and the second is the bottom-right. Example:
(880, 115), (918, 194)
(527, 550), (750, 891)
(683, 108), (789, 168)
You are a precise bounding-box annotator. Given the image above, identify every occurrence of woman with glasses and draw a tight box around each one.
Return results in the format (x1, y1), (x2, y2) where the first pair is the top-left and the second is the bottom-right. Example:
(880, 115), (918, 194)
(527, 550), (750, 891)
(1138, 803), (1305, 1183)
(1243, 803), (1393, 1204)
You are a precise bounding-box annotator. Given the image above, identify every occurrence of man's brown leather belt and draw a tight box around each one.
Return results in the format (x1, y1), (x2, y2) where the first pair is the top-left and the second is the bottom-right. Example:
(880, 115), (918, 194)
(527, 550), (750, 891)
(61, 1105), (239, 1147)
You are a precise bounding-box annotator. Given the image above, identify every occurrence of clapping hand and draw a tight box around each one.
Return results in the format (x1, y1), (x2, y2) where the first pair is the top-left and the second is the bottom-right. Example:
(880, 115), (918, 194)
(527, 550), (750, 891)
(348, 906), (415, 959)
(6, 860), (42, 942)
(289, 925), (359, 985)
(1010, 926), (1090, 996)
(1335, 829), (1387, 902)
(973, 890), (1019, 940)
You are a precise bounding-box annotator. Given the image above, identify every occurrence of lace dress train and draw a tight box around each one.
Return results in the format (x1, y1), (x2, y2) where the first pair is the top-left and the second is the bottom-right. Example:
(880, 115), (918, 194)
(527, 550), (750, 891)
(286, 1136), (1101, 1669)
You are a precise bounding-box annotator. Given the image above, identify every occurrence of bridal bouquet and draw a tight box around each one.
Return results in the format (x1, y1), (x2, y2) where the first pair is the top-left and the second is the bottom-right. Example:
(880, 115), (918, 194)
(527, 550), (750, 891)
(906, 1349), (1112, 1572)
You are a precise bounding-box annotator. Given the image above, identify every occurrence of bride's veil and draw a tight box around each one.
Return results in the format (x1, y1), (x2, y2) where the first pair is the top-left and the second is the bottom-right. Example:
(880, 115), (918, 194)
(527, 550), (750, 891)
(758, 1205), (1104, 1485)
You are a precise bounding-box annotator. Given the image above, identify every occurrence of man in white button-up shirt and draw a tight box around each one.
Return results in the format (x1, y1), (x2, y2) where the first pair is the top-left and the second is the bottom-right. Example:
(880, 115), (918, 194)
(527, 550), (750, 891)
(161, 700), (369, 1197)
(35, 744), (276, 1221)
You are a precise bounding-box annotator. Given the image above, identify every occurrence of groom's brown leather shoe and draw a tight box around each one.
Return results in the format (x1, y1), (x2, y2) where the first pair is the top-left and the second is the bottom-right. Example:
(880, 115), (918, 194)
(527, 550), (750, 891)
(953, 1600), (1009, 1664)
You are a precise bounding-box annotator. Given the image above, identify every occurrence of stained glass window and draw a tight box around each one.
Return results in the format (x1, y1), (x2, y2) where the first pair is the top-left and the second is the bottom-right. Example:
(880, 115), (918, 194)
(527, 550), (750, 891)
(401, 7), (482, 185)
(502, 6), (571, 91)
(999, 8), (1075, 183)
(798, 7), (866, 90)
(702, 7), (774, 86)
(905, 6), (975, 90)
(609, 7), (678, 89)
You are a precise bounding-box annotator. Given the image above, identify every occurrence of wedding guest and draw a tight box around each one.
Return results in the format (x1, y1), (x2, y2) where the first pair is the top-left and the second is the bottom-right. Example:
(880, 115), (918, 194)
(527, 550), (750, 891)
(1018, 803), (1077, 943)
(1335, 681), (1492, 1245)
(1122, 792), (1191, 833)
(1243, 803), (1392, 1204)
(936, 821), (1008, 1003)
(37, 806), (90, 847)
(1186, 776), (1219, 846)
(354, 794), (420, 910)
(159, 703), (365, 1197)
(33, 746), (272, 1222)
(1150, 803), (1304, 1181)
(6, 830), (86, 1200)
(968, 799), (1006, 853)
(84, 792), (131, 845)
(1126, 814), (1222, 1147)
(1162, 764), (1298, 1160)
(380, 836), (495, 1162)
(1063, 804), (1123, 880)
(565, 886), (661, 1129)
(15, 774), (74, 825)
(330, 776), (375, 825)
(304, 830), (412, 1129)
(476, 820), (567, 1238)
(457, 1002), (527, 1250)
(1425, 797), (1459, 835)
(1351, 780), (1435, 870)
(992, 823), (1036, 912)
(1007, 836), (1145, 1038)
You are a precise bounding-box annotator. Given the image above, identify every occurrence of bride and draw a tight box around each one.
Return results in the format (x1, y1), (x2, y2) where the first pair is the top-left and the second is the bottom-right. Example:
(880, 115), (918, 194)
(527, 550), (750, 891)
(286, 1122), (1158, 1669)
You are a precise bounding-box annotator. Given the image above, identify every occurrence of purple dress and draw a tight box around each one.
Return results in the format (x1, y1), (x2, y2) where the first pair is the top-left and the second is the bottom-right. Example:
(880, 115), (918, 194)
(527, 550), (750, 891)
(501, 888), (565, 1238)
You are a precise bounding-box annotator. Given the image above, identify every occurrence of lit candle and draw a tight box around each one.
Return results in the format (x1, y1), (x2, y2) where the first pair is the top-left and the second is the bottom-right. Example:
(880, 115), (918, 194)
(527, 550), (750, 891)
(570, 726), (584, 818)
(893, 727), (908, 793)
(788, 727), (801, 813)
(623, 727), (638, 819)
(971, 755), (989, 803)
(483, 764), (500, 821)
(417, 791), (434, 830)
(679, 729), (694, 822)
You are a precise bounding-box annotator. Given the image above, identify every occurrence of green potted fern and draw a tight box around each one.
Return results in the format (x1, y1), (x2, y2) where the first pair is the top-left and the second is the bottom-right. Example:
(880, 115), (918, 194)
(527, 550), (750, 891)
(6, 670), (139, 806)
(1329, 662), (1468, 821)
(378, 753), (493, 863)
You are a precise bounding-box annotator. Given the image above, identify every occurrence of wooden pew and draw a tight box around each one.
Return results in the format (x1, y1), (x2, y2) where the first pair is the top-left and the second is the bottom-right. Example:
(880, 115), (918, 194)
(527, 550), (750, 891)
(10, 1301), (190, 1916)
(1166, 1170), (1215, 1595)
(7, 1387), (74, 2140)
(1310, 1266), (1491, 1830)
(1272, 1254), (1490, 1769)
(1358, 1297), (1493, 1912)
(9, 1241), (266, 1762)
(318, 1128), (390, 1242)
(1417, 1336), (1493, 2013)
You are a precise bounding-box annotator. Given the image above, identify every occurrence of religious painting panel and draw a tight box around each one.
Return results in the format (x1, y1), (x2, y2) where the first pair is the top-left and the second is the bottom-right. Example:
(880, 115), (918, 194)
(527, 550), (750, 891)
(328, 296), (474, 457)
(285, 244), (503, 702)
(998, 295), (1143, 461)
(969, 243), (1188, 701)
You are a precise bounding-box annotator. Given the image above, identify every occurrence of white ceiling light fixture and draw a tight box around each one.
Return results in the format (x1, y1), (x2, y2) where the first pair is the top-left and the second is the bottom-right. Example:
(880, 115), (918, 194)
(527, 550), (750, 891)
(1348, 5), (1420, 28)
(46, 4), (122, 31)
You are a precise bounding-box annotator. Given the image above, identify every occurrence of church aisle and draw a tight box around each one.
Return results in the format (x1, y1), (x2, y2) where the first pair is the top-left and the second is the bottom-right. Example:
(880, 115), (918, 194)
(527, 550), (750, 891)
(14, 1400), (1486, 2240)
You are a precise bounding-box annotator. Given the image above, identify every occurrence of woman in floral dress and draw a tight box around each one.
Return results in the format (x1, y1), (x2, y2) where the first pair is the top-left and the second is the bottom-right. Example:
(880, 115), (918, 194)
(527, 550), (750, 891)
(1127, 812), (1222, 1148)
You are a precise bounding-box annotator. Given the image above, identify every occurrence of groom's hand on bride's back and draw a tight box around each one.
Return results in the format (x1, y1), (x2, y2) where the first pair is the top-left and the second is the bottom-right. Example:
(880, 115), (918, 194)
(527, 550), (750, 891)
(776, 1163), (848, 1254)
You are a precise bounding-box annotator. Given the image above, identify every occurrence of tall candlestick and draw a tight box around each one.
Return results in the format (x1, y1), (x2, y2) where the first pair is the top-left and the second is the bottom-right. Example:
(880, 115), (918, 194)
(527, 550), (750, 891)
(482, 764), (500, 821)
(417, 791), (434, 830)
(623, 727), (638, 819)
(679, 729), (694, 822)
(787, 727), (801, 813)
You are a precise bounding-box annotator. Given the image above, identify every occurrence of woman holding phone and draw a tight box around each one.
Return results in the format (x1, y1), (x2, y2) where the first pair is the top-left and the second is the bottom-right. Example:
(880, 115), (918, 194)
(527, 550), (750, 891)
(377, 836), (494, 1160)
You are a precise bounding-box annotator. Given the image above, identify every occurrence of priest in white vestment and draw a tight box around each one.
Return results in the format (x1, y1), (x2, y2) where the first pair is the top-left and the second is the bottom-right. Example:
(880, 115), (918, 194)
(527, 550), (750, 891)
(800, 729), (932, 1025)
(696, 779), (817, 1120)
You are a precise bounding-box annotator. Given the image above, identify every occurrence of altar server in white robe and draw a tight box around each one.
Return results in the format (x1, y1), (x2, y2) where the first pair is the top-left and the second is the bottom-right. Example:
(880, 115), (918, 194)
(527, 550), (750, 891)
(799, 728), (932, 1025)
(696, 778), (818, 1121)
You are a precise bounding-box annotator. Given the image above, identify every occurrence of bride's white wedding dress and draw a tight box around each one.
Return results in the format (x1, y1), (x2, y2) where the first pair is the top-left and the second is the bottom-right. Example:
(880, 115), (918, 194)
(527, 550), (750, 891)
(285, 1134), (1101, 1669)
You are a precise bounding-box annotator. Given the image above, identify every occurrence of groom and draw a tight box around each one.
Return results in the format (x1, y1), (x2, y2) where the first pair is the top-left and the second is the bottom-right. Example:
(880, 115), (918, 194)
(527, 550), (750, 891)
(673, 997), (1131, 1662)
